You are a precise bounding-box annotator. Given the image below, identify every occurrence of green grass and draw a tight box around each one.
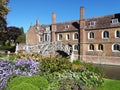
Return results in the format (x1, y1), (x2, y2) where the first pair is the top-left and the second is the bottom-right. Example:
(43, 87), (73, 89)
(8, 76), (49, 90)
(97, 79), (120, 90)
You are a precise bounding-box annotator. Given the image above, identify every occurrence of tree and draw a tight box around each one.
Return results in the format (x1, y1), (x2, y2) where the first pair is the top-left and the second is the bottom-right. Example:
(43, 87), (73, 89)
(16, 27), (26, 43)
(0, 0), (9, 17)
(7, 26), (21, 44)
(0, 0), (9, 44)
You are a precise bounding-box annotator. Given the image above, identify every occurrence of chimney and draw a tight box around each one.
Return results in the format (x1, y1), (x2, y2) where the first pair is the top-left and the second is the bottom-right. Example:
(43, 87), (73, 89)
(80, 6), (84, 20)
(52, 12), (56, 24)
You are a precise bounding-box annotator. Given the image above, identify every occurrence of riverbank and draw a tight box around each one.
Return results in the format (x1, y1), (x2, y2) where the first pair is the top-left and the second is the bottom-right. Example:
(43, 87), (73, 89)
(97, 79), (120, 90)
(93, 64), (120, 80)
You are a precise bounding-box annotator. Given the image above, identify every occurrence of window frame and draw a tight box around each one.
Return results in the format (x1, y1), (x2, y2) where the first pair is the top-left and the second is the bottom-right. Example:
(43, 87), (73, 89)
(57, 33), (62, 41)
(73, 33), (78, 40)
(98, 44), (103, 51)
(115, 30), (120, 38)
(112, 43), (120, 52)
(88, 44), (94, 51)
(90, 21), (96, 26)
(102, 31), (109, 39)
(66, 33), (70, 40)
(73, 44), (78, 51)
(64, 25), (69, 29)
(112, 18), (118, 24)
(88, 32), (94, 39)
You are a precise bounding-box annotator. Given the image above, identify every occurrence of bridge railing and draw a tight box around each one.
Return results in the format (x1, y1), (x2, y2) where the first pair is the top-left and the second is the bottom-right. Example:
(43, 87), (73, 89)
(25, 41), (72, 55)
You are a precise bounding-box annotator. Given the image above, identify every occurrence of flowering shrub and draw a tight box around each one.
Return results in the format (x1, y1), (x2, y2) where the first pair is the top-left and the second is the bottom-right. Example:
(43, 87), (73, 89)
(0, 59), (40, 89)
(40, 57), (71, 73)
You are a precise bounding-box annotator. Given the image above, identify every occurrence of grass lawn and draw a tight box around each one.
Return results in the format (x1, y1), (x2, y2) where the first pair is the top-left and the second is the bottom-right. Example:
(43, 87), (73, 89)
(97, 79), (120, 90)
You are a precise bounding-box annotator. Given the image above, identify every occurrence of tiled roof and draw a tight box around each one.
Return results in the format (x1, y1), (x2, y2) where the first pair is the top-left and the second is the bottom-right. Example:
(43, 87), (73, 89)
(55, 20), (79, 32)
(85, 13), (120, 30)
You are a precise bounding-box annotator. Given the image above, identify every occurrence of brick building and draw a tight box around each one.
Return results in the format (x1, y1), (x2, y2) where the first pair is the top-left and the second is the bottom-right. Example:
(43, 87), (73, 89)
(26, 7), (120, 65)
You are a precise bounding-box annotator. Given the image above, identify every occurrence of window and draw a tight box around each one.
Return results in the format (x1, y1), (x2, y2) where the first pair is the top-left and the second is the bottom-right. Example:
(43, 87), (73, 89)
(73, 33), (78, 40)
(88, 32), (94, 39)
(64, 25), (69, 29)
(89, 44), (94, 51)
(44, 34), (47, 41)
(112, 44), (120, 51)
(98, 44), (103, 51)
(90, 21), (95, 26)
(115, 30), (120, 38)
(40, 37), (43, 41)
(112, 18), (118, 24)
(66, 34), (70, 40)
(73, 45), (78, 51)
(58, 34), (62, 41)
(102, 31), (109, 38)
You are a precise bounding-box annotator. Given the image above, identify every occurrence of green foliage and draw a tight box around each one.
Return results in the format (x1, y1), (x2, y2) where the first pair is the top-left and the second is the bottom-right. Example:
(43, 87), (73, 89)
(40, 57), (71, 73)
(0, 0), (9, 16)
(0, 45), (14, 51)
(72, 60), (105, 77)
(8, 54), (19, 61)
(8, 76), (49, 90)
(10, 82), (39, 90)
(40, 70), (103, 90)
(97, 79), (120, 90)
(16, 34), (26, 43)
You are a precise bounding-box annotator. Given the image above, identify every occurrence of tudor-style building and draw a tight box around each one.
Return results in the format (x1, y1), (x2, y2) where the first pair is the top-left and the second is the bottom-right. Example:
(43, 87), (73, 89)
(26, 7), (120, 65)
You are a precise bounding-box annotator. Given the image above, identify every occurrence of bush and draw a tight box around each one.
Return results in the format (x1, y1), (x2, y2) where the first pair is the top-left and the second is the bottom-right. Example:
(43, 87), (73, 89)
(8, 76), (49, 90)
(10, 82), (39, 90)
(72, 60), (105, 77)
(40, 57), (71, 73)
(0, 45), (15, 51)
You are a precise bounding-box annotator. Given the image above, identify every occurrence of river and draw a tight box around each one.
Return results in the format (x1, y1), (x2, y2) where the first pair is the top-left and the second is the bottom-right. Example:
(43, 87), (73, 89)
(94, 64), (120, 80)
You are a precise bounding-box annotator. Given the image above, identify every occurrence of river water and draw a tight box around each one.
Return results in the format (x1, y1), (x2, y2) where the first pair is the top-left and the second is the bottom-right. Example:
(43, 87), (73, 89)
(94, 64), (120, 80)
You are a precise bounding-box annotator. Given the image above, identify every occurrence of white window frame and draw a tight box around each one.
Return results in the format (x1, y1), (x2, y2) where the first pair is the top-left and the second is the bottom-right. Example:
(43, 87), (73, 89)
(98, 44), (103, 51)
(88, 32), (94, 39)
(112, 43), (120, 52)
(88, 44), (94, 51)
(115, 30), (120, 38)
(90, 21), (96, 26)
(66, 34), (70, 40)
(64, 25), (69, 29)
(57, 33), (62, 41)
(73, 33), (78, 40)
(112, 18), (118, 24)
(73, 44), (78, 51)
(102, 31), (109, 39)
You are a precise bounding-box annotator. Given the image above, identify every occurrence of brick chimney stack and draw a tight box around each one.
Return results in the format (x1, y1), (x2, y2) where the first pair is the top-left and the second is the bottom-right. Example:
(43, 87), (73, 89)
(52, 12), (56, 24)
(51, 12), (56, 42)
(80, 6), (84, 20)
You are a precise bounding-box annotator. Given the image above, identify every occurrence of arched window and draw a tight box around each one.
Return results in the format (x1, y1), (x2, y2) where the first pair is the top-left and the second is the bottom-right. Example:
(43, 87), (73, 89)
(102, 31), (109, 38)
(66, 34), (70, 40)
(112, 44), (120, 51)
(88, 32), (94, 39)
(73, 33), (78, 40)
(89, 44), (94, 51)
(73, 45), (78, 51)
(98, 44), (103, 51)
(115, 30), (120, 38)
(58, 34), (62, 41)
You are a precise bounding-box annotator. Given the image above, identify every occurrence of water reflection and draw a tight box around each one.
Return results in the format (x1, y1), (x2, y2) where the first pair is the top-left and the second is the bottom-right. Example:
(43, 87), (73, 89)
(94, 64), (120, 80)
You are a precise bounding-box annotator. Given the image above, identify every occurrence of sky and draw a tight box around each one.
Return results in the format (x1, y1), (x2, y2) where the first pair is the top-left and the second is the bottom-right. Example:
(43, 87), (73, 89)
(7, 0), (120, 33)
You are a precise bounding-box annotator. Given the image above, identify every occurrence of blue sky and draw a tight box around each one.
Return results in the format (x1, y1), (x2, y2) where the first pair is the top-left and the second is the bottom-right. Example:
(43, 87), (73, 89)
(7, 0), (120, 33)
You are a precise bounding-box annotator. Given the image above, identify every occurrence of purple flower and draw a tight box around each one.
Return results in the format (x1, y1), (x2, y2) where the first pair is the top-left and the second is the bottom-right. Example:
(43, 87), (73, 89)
(0, 59), (40, 89)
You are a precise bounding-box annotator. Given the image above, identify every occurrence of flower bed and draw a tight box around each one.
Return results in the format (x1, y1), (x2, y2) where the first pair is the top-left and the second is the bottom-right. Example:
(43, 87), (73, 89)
(0, 54), (104, 90)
